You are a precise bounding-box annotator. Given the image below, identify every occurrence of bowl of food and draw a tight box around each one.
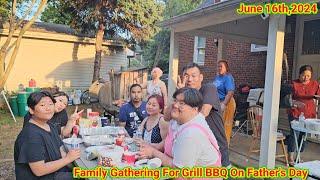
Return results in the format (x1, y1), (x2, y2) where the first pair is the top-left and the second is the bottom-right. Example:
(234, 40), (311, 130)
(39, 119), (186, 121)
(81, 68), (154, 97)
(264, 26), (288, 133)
(97, 145), (124, 167)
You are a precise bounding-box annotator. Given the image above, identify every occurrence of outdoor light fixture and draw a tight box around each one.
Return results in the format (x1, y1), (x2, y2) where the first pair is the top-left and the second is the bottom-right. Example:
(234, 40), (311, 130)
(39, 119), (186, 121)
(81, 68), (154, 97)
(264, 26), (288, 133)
(260, 13), (269, 20)
(214, 38), (218, 47)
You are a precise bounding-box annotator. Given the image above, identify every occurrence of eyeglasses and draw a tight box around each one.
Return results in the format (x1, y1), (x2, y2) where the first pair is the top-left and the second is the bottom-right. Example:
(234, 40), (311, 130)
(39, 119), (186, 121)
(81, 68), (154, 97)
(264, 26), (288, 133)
(173, 98), (186, 107)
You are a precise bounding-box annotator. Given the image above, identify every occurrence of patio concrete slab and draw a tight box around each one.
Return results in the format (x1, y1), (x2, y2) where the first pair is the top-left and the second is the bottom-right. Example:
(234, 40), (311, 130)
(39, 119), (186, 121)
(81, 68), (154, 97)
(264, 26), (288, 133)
(229, 133), (320, 168)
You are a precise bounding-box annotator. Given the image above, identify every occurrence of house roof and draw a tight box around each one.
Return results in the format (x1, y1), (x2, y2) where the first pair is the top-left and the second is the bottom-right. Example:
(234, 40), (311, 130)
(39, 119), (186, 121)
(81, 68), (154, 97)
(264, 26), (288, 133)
(161, 0), (248, 28)
(0, 21), (124, 46)
(198, 0), (214, 8)
(161, 0), (319, 28)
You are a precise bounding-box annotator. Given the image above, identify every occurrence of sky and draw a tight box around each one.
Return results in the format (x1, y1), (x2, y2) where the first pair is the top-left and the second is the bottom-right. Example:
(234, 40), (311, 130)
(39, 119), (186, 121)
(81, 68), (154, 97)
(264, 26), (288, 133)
(16, 1), (43, 21)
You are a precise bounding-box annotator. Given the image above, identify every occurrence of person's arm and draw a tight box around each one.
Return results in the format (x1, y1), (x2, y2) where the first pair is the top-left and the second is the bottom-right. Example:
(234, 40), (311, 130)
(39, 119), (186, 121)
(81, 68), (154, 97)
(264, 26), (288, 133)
(139, 143), (173, 167)
(160, 81), (168, 107)
(138, 118), (148, 132)
(151, 140), (165, 151)
(118, 105), (127, 127)
(163, 105), (172, 121)
(141, 82), (148, 89)
(222, 91), (234, 106)
(221, 74), (235, 106)
(200, 84), (221, 117)
(60, 146), (67, 158)
(158, 117), (169, 140)
(61, 108), (84, 138)
(201, 104), (213, 118)
(152, 149), (174, 167)
(29, 149), (80, 177)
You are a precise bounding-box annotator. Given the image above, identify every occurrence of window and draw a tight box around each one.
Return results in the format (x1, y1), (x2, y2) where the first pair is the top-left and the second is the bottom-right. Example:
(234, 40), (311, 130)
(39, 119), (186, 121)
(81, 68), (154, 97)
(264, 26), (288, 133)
(193, 36), (206, 65)
(250, 44), (267, 52)
(302, 19), (320, 55)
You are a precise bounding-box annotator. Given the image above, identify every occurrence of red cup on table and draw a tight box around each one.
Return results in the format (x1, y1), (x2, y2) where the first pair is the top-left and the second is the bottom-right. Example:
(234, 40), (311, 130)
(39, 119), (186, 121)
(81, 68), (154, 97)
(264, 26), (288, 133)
(115, 137), (124, 146)
(123, 151), (136, 164)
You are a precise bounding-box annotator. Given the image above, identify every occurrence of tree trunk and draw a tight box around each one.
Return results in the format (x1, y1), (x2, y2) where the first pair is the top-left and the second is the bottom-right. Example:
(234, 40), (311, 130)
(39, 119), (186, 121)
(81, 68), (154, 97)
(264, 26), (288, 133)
(153, 43), (162, 68)
(92, 51), (102, 82)
(92, 23), (105, 83)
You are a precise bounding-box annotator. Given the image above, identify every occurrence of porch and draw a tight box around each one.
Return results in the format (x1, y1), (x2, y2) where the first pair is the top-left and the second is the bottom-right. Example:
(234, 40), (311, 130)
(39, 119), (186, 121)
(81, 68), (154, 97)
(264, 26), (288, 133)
(163, 0), (320, 168)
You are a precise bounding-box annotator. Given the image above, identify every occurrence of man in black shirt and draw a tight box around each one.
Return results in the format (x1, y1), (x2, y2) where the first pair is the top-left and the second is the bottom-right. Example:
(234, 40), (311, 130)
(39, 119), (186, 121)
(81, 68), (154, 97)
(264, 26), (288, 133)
(177, 63), (231, 167)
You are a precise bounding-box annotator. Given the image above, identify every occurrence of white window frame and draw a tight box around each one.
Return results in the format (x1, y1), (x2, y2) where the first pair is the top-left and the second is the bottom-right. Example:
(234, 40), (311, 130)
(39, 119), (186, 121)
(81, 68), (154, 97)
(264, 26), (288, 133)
(193, 36), (206, 65)
(250, 44), (268, 52)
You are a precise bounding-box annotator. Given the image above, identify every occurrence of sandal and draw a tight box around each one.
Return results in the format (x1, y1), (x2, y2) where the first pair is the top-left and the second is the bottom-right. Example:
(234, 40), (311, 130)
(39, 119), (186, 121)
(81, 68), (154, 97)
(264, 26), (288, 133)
(289, 161), (295, 167)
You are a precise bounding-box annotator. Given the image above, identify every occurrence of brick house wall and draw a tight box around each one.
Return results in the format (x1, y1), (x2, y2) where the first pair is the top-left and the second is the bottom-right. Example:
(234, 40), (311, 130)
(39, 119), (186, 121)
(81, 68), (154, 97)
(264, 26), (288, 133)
(177, 15), (296, 90)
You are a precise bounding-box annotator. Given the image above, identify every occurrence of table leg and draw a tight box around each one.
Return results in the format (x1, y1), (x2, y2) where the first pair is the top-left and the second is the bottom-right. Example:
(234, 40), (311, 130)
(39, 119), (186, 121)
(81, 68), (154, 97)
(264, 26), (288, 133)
(293, 130), (300, 164)
(295, 133), (306, 164)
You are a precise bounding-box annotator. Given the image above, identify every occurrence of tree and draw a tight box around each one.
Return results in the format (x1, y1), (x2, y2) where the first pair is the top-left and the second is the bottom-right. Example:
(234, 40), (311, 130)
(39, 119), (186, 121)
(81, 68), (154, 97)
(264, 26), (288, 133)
(143, 0), (204, 73)
(0, 0), (48, 90)
(0, 0), (11, 21)
(41, 0), (164, 82)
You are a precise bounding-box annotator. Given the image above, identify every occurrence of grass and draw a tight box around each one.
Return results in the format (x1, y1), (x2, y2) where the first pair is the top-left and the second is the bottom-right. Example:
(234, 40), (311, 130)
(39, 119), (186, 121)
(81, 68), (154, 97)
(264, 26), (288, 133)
(0, 109), (23, 180)
(0, 110), (23, 160)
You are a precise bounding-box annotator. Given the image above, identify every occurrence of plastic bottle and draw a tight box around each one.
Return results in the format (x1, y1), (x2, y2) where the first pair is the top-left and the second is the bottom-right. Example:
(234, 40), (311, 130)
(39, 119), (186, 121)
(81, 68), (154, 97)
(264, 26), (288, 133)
(110, 116), (115, 127)
(299, 112), (305, 121)
(298, 112), (305, 128)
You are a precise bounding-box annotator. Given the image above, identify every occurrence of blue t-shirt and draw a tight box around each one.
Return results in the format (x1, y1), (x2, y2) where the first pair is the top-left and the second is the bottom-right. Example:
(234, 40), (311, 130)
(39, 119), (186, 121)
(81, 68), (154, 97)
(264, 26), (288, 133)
(119, 101), (147, 137)
(213, 74), (235, 101)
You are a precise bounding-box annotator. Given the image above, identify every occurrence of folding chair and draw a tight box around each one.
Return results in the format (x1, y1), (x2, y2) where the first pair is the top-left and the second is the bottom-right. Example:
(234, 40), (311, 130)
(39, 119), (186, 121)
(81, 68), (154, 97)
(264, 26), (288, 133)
(246, 105), (289, 166)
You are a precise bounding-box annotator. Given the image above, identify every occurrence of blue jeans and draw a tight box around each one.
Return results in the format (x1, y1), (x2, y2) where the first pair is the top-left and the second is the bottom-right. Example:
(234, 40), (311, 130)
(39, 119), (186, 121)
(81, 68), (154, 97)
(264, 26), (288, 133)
(287, 113), (306, 153)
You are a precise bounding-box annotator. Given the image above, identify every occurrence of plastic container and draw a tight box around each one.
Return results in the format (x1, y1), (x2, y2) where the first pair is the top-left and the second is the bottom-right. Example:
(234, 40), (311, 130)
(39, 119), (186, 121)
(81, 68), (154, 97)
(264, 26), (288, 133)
(29, 79), (36, 87)
(26, 87), (41, 93)
(88, 112), (100, 127)
(17, 92), (31, 116)
(9, 96), (19, 116)
(100, 117), (109, 127)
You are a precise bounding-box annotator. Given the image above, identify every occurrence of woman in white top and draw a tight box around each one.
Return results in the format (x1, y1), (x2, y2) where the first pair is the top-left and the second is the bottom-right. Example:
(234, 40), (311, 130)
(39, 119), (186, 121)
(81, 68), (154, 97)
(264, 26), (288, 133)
(139, 67), (168, 107)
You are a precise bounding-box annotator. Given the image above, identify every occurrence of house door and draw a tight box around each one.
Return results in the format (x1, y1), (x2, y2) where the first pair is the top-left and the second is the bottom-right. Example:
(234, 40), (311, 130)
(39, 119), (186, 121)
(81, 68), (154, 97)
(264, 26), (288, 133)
(294, 14), (320, 80)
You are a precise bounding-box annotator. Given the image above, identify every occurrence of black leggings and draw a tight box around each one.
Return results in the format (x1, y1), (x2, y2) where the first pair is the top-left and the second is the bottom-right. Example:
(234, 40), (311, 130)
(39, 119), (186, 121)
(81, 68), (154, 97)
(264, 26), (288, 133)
(287, 114), (306, 153)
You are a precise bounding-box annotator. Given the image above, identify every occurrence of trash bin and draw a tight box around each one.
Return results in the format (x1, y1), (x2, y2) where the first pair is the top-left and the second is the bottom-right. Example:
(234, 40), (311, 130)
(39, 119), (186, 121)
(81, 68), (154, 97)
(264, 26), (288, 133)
(26, 87), (41, 93)
(9, 96), (19, 116)
(17, 92), (31, 117)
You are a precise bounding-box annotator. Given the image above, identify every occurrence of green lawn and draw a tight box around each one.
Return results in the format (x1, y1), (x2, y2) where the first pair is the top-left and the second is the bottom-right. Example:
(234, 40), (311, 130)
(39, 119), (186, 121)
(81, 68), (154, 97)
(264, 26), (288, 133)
(0, 110), (23, 160)
(0, 110), (23, 180)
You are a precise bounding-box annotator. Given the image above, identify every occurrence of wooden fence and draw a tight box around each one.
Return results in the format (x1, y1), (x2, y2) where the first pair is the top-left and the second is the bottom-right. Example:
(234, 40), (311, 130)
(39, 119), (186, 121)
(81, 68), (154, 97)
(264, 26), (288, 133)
(110, 67), (148, 101)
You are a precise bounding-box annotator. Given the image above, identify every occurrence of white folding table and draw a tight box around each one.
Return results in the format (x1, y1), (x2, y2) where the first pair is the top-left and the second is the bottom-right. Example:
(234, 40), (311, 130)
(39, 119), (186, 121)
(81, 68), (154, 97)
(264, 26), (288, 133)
(291, 124), (320, 164)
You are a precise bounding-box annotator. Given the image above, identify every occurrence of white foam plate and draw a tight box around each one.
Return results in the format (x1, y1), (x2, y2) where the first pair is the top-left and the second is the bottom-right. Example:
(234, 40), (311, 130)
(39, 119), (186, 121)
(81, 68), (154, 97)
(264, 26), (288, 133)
(85, 146), (106, 153)
(135, 159), (149, 166)
(63, 138), (83, 145)
(147, 158), (162, 168)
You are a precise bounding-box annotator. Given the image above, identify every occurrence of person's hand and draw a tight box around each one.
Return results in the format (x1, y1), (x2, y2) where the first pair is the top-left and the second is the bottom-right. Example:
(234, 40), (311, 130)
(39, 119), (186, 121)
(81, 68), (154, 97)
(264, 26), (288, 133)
(137, 142), (155, 159)
(66, 149), (81, 163)
(292, 100), (305, 108)
(69, 106), (84, 126)
(220, 102), (226, 112)
(177, 75), (186, 89)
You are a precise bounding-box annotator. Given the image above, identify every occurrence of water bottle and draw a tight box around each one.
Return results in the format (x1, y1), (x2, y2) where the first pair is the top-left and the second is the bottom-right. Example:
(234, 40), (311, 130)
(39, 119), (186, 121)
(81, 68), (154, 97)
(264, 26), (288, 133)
(110, 116), (115, 127)
(298, 112), (305, 128)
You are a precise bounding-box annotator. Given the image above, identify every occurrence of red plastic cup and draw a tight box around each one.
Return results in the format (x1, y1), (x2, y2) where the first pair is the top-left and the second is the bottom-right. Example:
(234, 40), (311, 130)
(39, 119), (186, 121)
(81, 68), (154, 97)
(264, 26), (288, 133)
(123, 152), (136, 164)
(115, 137), (123, 146)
